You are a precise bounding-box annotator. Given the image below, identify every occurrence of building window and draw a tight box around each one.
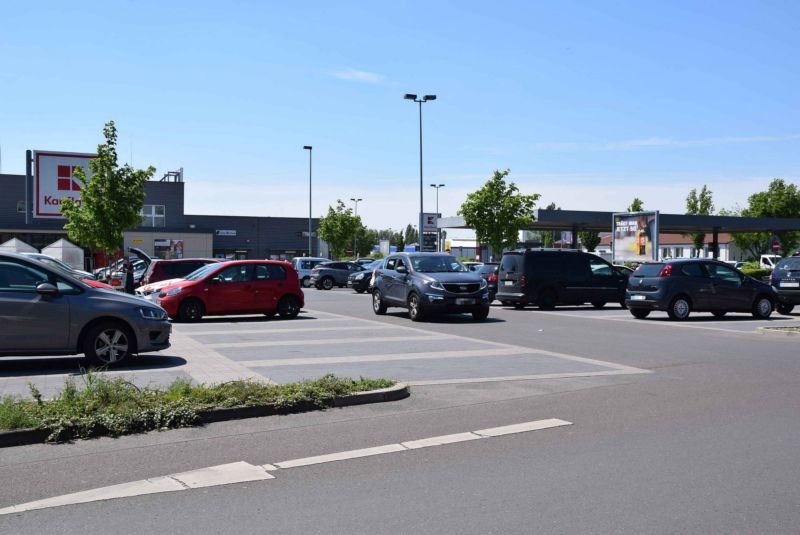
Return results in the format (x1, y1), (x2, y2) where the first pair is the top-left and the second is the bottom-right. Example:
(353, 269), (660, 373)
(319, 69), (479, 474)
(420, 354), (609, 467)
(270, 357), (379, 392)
(16, 201), (25, 213)
(140, 205), (166, 228)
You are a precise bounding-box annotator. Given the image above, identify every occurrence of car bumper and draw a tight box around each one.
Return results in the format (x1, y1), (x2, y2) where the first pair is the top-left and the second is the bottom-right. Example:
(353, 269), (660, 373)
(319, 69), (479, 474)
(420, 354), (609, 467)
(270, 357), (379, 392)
(347, 278), (370, 291)
(774, 288), (800, 305)
(422, 292), (490, 312)
(133, 318), (172, 353)
(156, 296), (181, 318)
(625, 289), (669, 310)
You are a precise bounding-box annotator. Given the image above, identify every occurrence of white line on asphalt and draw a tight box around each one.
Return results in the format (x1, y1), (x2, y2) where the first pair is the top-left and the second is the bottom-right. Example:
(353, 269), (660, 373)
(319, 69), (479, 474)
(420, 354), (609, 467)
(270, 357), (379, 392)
(206, 334), (448, 349)
(537, 310), (781, 334)
(172, 325), (404, 337)
(0, 419), (572, 516)
(407, 369), (648, 386)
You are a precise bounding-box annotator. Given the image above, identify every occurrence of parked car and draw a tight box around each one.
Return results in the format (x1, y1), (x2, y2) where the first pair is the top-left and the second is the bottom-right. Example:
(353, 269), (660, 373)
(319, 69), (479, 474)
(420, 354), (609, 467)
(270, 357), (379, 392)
(770, 256), (800, 315)
(355, 258), (376, 266)
(347, 259), (381, 293)
(156, 260), (304, 322)
(20, 252), (95, 280)
(463, 262), (484, 272)
(131, 251), (221, 287)
(474, 263), (499, 302)
(108, 258), (147, 291)
(0, 252), (171, 365)
(310, 261), (365, 290)
(496, 250), (628, 310)
(760, 254), (782, 270)
(626, 259), (776, 320)
(372, 253), (490, 322)
(291, 257), (330, 288)
(136, 261), (226, 301)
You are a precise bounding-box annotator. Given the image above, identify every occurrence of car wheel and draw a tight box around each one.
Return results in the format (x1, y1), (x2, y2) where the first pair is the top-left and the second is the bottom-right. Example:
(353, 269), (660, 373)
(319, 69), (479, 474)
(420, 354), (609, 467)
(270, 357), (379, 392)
(355, 288), (365, 294)
(501, 300), (511, 306)
(537, 289), (557, 310)
(301, 276), (311, 288)
(752, 296), (773, 319)
(408, 293), (425, 322)
(278, 295), (301, 318)
(513, 302), (526, 309)
(619, 299), (628, 310)
(667, 296), (691, 321)
(591, 301), (606, 309)
(372, 289), (387, 315)
(321, 277), (334, 290)
(472, 307), (490, 321)
(712, 311), (727, 318)
(777, 303), (795, 315)
(178, 298), (205, 322)
(630, 308), (650, 319)
(83, 322), (134, 365)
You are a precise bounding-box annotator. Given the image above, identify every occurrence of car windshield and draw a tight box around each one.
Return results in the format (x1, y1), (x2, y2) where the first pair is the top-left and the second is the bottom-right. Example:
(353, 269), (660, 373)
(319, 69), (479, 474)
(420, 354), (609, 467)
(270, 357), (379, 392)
(185, 263), (221, 281)
(776, 258), (800, 271)
(411, 256), (466, 273)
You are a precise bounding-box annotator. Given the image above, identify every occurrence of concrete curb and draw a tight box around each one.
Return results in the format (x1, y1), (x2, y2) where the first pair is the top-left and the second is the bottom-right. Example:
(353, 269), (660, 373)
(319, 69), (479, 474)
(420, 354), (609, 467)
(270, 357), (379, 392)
(0, 383), (410, 449)
(758, 326), (800, 337)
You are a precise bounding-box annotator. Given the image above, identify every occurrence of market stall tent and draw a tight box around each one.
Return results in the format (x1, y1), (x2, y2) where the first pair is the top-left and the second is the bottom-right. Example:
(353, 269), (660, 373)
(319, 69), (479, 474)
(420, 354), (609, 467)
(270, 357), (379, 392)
(42, 239), (84, 270)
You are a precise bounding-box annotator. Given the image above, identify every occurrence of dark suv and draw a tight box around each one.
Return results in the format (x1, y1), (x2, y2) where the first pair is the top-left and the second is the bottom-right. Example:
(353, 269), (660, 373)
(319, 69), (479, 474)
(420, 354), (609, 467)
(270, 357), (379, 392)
(626, 259), (776, 320)
(371, 253), (490, 321)
(496, 250), (628, 309)
(769, 256), (800, 315)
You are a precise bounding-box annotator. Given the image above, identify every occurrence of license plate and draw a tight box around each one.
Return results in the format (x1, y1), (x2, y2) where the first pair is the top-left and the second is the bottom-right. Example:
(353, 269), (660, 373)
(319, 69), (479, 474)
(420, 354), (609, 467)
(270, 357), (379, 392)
(780, 281), (799, 288)
(504, 280), (514, 286)
(455, 298), (475, 305)
(630, 294), (646, 301)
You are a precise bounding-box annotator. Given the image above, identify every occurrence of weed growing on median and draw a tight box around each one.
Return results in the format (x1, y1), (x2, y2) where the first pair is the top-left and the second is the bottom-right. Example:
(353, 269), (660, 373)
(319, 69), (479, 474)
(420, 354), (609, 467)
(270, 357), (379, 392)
(0, 374), (396, 443)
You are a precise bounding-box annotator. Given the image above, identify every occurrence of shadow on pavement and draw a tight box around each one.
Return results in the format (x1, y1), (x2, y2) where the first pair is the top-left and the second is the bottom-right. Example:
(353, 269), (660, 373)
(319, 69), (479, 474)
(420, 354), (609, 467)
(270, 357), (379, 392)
(383, 312), (505, 324)
(0, 355), (187, 378)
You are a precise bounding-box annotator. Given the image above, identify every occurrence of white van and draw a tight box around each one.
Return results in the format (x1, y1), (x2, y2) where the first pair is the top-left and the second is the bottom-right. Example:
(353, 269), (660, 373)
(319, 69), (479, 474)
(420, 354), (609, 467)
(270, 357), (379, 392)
(760, 254), (782, 270)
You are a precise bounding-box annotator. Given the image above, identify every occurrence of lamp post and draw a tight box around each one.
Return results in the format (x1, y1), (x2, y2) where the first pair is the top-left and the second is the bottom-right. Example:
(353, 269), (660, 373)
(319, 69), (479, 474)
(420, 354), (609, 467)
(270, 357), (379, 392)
(303, 146), (312, 256)
(429, 183), (445, 251)
(350, 197), (362, 257)
(404, 93), (436, 251)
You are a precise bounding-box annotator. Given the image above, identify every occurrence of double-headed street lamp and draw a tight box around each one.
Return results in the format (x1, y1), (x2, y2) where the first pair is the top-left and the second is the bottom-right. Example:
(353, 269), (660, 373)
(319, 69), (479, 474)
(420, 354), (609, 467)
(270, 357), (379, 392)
(303, 146), (312, 256)
(350, 197), (362, 256)
(404, 93), (436, 251)
(429, 183), (445, 251)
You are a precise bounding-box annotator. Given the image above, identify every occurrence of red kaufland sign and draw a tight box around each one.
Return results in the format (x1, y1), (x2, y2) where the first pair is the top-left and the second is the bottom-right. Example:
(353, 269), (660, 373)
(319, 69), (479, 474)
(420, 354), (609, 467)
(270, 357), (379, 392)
(33, 151), (96, 218)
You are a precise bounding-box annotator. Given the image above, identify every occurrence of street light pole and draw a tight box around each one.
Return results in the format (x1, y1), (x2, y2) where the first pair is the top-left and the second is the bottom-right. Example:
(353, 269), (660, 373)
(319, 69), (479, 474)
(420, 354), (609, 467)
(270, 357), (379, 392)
(350, 197), (362, 257)
(405, 93), (436, 252)
(429, 183), (445, 251)
(303, 146), (312, 256)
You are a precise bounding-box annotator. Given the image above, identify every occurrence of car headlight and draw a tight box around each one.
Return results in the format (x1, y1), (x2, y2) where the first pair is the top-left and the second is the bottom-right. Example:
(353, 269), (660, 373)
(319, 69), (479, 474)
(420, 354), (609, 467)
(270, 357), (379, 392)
(428, 280), (445, 291)
(355, 273), (365, 280)
(164, 287), (183, 297)
(480, 278), (488, 289)
(139, 307), (167, 320)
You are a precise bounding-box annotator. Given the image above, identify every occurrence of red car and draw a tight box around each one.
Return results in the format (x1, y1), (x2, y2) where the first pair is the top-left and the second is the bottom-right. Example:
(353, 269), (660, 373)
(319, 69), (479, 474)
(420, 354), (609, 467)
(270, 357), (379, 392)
(156, 260), (304, 322)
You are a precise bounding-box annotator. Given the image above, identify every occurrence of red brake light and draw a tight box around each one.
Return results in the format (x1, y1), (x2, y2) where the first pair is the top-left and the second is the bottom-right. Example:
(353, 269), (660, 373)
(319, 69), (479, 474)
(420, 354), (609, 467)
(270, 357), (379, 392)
(488, 273), (498, 283)
(519, 275), (528, 289)
(658, 264), (673, 277)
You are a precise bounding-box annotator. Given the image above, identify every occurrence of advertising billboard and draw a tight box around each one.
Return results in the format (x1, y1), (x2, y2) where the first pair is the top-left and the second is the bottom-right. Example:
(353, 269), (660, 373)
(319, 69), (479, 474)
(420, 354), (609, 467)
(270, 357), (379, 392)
(33, 151), (95, 218)
(612, 211), (659, 263)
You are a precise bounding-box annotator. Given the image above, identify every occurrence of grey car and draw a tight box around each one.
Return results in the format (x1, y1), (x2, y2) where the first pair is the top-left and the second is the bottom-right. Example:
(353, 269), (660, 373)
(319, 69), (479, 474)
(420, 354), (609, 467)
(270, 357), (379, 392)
(310, 261), (366, 290)
(0, 252), (171, 365)
(291, 257), (330, 288)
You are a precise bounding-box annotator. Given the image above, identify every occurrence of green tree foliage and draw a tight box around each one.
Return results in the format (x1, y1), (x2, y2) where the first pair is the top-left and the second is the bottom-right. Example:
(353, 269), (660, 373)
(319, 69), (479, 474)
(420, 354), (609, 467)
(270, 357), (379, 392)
(627, 197), (644, 212)
(685, 185), (715, 255)
(458, 169), (540, 256)
(718, 205), (770, 260)
(60, 121), (155, 255)
(578, 230), (601, 252)
(404, 224), (419, 246)
(541, 202), (559, 248)
(354, 225), (374, 257)
(318, 200), (360, 259)
(743, 179), (800, 256)
(393, 231), (405, 251)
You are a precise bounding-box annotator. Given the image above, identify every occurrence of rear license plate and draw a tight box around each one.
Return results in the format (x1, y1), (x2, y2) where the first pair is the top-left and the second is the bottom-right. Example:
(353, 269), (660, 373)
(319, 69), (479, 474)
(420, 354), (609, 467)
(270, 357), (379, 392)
(504, 280), (514, 286)
(780, 281), (799, 288)
(630, 294), (646, 301)
(455, 298), (475, 305)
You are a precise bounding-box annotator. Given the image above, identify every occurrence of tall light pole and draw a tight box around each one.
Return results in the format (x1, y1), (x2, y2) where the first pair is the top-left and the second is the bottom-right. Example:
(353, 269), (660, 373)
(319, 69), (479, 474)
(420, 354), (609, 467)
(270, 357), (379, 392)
(303, 146), (312, 256)
(429, 183), (445, 251)
(404, 93), (436, 251)
(350, 197), (362, 257)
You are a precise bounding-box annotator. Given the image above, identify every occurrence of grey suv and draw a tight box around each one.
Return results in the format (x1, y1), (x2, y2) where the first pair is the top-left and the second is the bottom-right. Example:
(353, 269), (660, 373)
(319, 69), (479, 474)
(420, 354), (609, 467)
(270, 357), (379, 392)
(310, 261), (365, 290)
(372, 253), (490, 321)
(0, 252), (171, 365)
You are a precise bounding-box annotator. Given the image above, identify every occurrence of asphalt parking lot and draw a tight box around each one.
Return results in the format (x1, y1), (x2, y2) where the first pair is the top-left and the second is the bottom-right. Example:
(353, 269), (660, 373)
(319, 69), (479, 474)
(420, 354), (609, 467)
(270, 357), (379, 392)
(1, 287), (798, 398)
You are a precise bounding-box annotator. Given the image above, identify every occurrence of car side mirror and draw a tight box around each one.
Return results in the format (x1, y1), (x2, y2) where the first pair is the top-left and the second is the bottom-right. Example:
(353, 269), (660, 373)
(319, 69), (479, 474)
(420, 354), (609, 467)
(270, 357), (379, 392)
(396, 265), (408, 274)
(36, 282), (59, 297)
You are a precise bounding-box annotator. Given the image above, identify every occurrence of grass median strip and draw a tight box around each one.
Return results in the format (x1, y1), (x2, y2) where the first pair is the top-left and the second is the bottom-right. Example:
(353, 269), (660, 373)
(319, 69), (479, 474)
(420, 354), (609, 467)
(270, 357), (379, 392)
(0, 372), (396, 443)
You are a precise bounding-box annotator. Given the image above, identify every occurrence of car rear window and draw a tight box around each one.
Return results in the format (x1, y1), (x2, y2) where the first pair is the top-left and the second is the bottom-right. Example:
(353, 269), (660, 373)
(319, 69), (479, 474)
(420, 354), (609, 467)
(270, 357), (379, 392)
(632, 263), (664, 277)
(500, 254), (522, 273)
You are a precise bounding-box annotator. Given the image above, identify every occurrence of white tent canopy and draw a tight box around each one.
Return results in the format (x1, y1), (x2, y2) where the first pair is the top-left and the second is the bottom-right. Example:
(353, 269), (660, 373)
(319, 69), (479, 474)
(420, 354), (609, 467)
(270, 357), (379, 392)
(42, 239), (84, 270)
(0, 238), (38, 254)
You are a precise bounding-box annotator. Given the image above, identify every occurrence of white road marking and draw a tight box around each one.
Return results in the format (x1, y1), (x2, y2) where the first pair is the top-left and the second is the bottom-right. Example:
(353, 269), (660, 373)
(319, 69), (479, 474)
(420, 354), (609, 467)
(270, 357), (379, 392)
(206, 334), (446, 349)
(178, 325), (403, 337)
(0, 419), (571, 516)
(408, 369), (648, 386)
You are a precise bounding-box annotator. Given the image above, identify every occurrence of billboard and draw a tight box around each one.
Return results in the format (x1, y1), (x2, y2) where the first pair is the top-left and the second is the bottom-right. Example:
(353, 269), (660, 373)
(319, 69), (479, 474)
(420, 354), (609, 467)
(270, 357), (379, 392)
(33, 151), (95, 218)
(422, 212), (439, 232)
(612, 211), (659, 263)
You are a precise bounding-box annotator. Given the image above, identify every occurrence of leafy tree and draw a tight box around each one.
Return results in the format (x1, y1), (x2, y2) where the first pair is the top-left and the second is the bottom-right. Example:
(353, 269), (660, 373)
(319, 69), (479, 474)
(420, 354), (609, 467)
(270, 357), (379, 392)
(685, 185), (714, 255)
(541, 202), (559, 248)
(578, 230), (601, 252)
(718, 206), (770, 260)
(458, 169), (540, 257)
(60, 121), (155, 258)
(627, 197), (644, 212)
(318, 200), (360, 259)
(354, 225), (374, 257)
(744, 179), (800, 256)
(393, 231), (405, 251)
(404, 224), (419, 246)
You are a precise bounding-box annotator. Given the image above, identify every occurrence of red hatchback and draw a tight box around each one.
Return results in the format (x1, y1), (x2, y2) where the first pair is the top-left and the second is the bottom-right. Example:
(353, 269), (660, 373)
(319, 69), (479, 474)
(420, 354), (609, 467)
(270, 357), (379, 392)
(156, 260), (304, 322)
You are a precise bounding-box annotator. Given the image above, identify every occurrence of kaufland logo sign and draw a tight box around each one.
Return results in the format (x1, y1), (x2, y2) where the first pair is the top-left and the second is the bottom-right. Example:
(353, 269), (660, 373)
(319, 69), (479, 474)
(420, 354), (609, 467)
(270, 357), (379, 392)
(34, 151), (95, 218)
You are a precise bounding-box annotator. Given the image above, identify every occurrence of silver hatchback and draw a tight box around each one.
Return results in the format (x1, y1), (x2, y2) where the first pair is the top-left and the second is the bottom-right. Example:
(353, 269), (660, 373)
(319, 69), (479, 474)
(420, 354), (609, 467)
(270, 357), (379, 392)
(0, 252), (171, 365)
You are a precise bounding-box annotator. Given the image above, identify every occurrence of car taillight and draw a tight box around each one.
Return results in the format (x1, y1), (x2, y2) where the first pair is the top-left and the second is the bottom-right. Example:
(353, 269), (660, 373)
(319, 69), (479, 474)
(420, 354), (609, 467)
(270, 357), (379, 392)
(488, 273), (498, 283)
(519, 275), (528, 289)
(658, 264), (673, 277)
(110, 278), (121, 286)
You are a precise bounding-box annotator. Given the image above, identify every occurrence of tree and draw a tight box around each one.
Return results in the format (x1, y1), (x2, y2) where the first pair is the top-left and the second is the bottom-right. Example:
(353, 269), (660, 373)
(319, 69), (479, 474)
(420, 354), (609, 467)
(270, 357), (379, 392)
(404, 224), (419, 246)
(458, 169), (540, 257)
(578, 230), (601, 252)
(60, 121), (155, 257)
(718, 206), (771, 260)
(355, 225), (374, 257)
(317, 200), (360, 259)
(685, 185), (714, 256)
(627, 198), (644, 212)
(393, 231), (405, 251)
(744, 179), (800, 256)
(541, 202), (559, 247)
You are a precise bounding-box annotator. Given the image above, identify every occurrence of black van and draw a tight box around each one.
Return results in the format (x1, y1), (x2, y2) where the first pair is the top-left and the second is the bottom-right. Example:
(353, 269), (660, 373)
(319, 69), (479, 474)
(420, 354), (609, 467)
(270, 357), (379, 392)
(495, 250), (629, 309)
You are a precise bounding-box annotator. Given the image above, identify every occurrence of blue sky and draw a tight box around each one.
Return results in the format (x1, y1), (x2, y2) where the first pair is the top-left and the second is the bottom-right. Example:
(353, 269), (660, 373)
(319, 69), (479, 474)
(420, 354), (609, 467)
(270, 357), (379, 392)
(2, 0), (798, 233)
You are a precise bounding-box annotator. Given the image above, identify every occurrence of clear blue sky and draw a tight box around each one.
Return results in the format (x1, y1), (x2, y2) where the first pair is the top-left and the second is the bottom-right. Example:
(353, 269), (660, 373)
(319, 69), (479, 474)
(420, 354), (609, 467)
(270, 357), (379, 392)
(2, 0), (798, 233)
